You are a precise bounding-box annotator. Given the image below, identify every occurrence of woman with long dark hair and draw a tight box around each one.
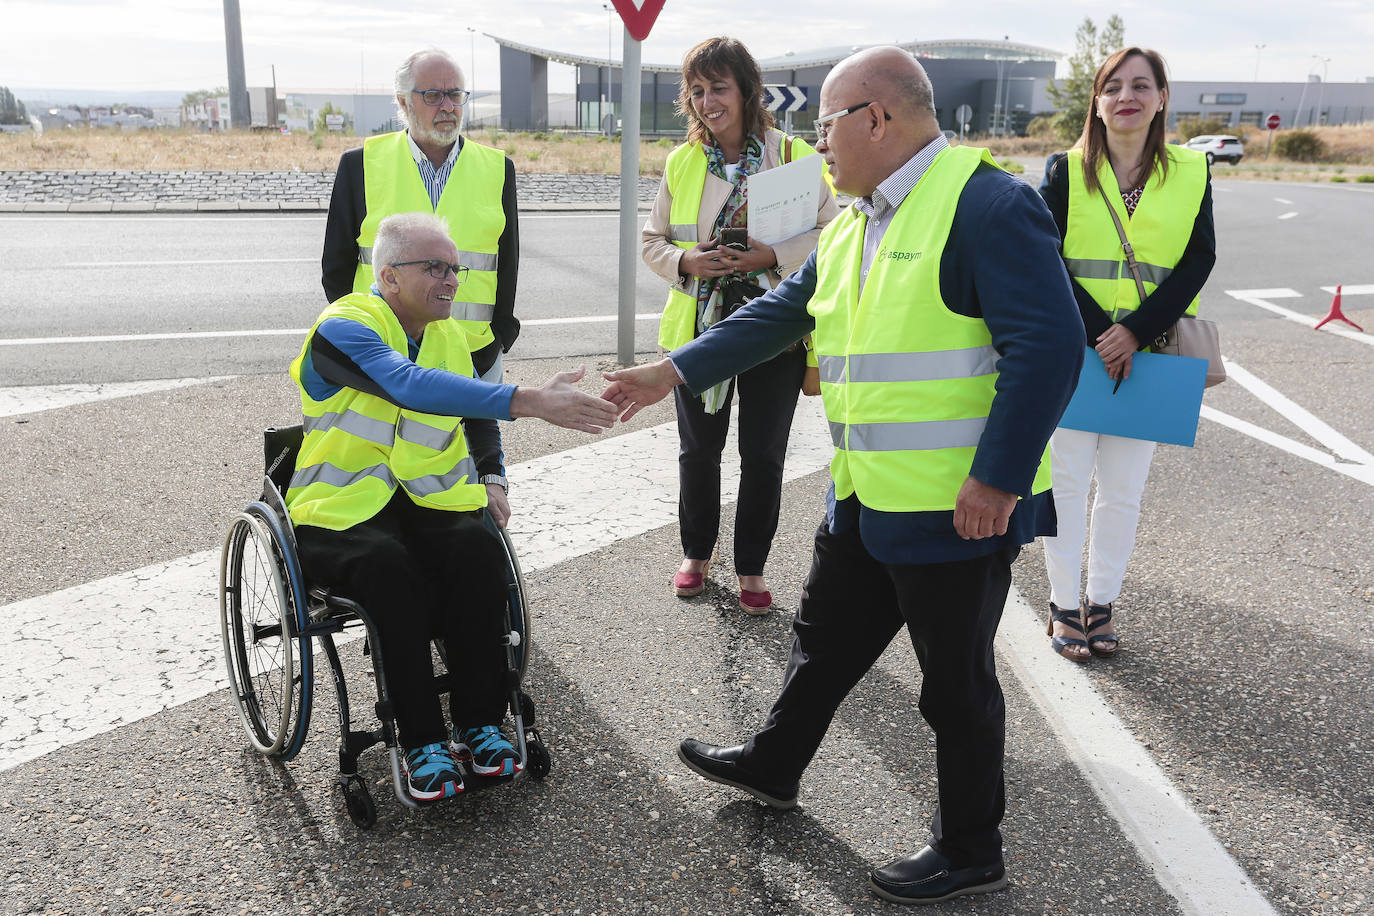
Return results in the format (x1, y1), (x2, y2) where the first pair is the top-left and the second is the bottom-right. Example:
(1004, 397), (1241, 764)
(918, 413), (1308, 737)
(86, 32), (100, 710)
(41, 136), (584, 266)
(1038, 47), (1216, 660)
(642, 36), (838, 614)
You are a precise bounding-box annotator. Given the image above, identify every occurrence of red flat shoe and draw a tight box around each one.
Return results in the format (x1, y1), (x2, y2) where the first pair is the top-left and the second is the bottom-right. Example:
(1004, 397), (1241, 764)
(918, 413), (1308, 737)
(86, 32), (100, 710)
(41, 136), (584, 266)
(673, 570), (706, 597)
(739, 588), (772, 615)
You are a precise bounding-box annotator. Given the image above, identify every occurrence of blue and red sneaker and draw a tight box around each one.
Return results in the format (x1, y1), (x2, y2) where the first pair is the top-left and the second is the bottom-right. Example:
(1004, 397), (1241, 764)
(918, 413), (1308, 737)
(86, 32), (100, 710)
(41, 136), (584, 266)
(402, 742), (464, 802)
(451, 725), (523, 777)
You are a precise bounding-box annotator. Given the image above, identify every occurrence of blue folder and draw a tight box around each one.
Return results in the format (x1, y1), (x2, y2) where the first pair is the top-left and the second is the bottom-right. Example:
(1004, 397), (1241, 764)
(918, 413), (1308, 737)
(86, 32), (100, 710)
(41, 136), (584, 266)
(1057, 347), (1207, 447)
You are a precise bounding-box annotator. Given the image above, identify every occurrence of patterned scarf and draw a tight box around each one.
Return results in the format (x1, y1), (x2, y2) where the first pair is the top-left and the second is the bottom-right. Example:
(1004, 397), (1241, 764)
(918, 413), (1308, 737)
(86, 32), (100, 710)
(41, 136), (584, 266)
(695, 133), (765, 413)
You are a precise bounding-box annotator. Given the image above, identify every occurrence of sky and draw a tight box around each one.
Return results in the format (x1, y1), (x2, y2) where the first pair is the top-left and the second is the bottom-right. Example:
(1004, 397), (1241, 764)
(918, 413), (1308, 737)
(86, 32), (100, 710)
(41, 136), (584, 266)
(8, 0), (1373, 102)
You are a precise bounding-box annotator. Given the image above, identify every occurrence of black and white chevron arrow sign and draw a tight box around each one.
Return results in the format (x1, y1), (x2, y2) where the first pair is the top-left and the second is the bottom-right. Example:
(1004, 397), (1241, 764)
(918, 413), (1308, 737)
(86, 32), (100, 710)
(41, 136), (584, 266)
(763, 85), (807, 113)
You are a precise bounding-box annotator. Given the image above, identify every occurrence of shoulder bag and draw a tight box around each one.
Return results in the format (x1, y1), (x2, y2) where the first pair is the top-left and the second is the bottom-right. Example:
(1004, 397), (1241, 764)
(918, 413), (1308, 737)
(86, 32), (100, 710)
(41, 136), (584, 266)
(1098, 186), (1225, 387)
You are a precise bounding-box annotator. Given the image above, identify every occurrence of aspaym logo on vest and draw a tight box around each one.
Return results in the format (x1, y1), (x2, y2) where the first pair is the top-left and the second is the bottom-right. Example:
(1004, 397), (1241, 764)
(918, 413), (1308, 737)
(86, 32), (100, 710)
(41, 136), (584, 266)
(878, 246), (923, 262)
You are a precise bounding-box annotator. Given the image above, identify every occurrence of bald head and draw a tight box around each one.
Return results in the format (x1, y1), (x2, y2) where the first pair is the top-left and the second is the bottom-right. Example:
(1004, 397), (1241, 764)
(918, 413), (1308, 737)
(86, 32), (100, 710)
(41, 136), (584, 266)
(817, 46), (940, 196)
(828, 46), (936, 121)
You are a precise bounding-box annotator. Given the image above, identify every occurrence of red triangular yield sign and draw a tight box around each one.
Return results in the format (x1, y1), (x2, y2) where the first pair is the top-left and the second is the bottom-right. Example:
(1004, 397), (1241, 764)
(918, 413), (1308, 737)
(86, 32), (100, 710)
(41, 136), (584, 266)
(608, 0), (666, 42)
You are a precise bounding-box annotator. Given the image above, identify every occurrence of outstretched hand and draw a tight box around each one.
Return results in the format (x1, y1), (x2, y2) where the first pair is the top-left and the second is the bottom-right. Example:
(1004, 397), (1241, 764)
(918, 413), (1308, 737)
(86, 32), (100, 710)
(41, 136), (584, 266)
(952, 476), (1018, 540)
(510, 365), (619, 433)
(601, 359), (684, 422)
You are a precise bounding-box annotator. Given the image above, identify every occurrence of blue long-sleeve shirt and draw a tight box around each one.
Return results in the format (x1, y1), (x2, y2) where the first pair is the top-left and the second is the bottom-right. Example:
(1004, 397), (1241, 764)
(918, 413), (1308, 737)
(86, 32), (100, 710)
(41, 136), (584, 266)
(671, 161), (1086, 564)
(297, 307), (517, 477)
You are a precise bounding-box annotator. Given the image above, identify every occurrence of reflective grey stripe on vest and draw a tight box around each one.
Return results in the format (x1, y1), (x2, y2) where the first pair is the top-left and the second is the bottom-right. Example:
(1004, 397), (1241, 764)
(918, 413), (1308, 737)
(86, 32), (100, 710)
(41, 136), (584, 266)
(304, 410), (395, 447)
(450, 301), (496, 322)
(1065, 257), (1173, 285)
(456, 250), (498, 272)
(824, 348), (998, 385)
(290, 461), (398, 491)
(357, 246), (497, 273)
(402, 455), (479, 497)
(831, 417), (988, 452)
(817, 354), (848, 384)
(668, 224), (699, 243)
(397, 415), (456, 451)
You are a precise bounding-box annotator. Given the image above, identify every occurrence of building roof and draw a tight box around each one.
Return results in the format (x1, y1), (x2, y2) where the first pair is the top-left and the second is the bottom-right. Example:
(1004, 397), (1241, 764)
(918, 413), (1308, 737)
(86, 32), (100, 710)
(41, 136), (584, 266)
(486, 34), (1060, 73)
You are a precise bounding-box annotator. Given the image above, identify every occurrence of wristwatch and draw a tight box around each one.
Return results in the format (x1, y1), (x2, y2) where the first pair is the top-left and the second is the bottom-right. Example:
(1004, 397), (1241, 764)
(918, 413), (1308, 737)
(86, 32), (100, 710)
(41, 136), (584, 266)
(479, 474), (509, 494)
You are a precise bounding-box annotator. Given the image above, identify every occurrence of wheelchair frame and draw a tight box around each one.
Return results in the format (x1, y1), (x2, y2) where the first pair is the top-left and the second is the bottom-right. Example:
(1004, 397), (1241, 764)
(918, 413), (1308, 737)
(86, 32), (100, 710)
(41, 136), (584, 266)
(218, 426), (550, 828)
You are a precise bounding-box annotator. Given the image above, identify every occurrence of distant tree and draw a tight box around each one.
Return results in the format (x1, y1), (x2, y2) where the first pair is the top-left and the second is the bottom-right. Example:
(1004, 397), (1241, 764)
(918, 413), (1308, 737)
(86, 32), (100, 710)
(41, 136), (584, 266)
(1046, 15), (1126, 143)
(314, 102), (349, 134)
(0, 86), (29, 125)
(1175, 117), (1228, 142)
(182, 87), (227, 108)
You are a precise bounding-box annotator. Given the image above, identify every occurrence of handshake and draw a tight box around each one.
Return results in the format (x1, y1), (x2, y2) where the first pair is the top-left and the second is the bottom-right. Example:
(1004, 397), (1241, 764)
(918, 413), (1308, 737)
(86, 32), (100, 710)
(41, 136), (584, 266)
(520, 360), (687, 431)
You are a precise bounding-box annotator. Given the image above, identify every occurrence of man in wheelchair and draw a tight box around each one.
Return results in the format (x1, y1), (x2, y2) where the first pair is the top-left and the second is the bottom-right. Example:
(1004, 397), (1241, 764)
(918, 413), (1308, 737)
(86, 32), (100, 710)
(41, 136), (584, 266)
(286, 212), (616, 802)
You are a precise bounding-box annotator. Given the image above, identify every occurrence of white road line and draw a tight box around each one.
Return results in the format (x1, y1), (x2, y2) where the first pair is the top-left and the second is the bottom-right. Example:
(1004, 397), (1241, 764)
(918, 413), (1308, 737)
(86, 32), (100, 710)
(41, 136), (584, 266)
(1277, 211), (1298, 220)
(1201, 406), (1374, 486)
(0, 377), (233, 418)
(0, 314), (659, 349)
(999, 588), (1280, 916)
(1319, 284), (1374, 295)
(63, 258), (314, 268)
(1221, 358), (1374, 466)
(1226, 289), (1374, 345)
(1274, 197), (1293, 204)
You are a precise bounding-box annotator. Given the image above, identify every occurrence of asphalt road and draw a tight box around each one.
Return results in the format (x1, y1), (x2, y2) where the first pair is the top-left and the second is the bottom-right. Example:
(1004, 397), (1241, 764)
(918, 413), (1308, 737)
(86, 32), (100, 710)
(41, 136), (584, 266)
(1, 183), (1372, 916)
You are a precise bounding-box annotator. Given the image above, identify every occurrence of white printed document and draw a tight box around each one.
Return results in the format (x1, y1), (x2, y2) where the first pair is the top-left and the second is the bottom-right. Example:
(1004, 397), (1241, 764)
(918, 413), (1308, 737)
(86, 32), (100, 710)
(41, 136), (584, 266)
(745, 154), (824, 245)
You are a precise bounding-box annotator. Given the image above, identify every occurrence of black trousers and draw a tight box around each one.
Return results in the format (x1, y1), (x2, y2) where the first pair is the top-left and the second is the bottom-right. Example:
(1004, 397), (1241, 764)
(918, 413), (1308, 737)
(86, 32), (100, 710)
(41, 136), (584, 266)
(673, 345), (805, 576)
(295, 491), (510, 750)
(742, 520), (1018, 865)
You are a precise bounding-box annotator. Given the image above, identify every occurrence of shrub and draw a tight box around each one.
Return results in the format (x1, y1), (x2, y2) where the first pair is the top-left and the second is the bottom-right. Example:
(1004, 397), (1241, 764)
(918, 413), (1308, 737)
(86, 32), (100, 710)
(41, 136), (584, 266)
(1330, 176), (1347, 182)
(1024, 116), (1056, 138)
(1175, 117), (1227, 142)
(997, 159), (1026, 174)
(655, 137), (676, 148)
(1356, 173), (1374, 183)
(1273, 129), (1326, 162)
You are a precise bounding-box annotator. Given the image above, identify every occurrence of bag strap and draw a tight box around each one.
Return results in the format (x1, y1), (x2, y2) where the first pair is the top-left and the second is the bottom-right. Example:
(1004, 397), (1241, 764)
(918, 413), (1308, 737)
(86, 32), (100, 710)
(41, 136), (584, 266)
(783, 134), (793, 164)
(1096, 185), (1148, 320)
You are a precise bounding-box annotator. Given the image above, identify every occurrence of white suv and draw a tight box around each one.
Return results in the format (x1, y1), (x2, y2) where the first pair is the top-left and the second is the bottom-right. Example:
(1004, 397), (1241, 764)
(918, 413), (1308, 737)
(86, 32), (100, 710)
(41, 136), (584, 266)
(1184, 135), (1244, 165)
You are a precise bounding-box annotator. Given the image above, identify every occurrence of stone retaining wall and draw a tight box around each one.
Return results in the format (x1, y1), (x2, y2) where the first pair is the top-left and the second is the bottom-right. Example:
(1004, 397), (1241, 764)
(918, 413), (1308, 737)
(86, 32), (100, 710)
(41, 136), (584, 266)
(0, 170), (661, 211)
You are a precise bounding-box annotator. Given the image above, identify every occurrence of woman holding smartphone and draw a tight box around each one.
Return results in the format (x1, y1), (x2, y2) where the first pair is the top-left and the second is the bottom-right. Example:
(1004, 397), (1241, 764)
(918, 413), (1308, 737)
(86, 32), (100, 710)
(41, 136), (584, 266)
(641, 36), (838, 614)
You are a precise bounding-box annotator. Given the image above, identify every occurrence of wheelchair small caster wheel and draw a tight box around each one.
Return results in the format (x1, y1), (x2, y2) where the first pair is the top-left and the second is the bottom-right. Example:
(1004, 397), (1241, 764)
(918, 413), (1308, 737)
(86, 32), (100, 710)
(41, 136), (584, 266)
(526, 738), (551, 779)
(518, 690), (536, 727)
(338, 775), (377, 828)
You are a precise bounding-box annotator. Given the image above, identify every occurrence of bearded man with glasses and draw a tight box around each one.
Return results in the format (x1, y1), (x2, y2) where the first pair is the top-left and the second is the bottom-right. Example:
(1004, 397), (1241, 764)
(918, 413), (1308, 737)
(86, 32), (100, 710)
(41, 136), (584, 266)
(323, 47), (520, 386)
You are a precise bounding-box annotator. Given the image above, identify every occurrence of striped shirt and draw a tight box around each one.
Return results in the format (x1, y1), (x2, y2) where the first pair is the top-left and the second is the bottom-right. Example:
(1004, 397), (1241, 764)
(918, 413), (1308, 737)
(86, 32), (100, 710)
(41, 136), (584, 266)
(855, 134), (949, 293)
(406, 132), (463, 210)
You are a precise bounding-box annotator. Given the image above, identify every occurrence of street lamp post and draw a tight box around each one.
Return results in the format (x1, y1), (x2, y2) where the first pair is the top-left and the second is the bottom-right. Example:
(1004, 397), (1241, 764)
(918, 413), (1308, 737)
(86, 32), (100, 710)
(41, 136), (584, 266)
(465, 26), (476, 128)
(1312, 55), (1331, 127)
(602, 3), (614, 134)
(986, 54), (1005, 136)
(1253, 43), (1265, 82)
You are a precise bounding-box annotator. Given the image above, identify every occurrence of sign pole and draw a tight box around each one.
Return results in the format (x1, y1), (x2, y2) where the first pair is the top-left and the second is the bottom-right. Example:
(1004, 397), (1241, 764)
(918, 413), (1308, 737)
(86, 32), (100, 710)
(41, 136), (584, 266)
(617, 30), (642, 365)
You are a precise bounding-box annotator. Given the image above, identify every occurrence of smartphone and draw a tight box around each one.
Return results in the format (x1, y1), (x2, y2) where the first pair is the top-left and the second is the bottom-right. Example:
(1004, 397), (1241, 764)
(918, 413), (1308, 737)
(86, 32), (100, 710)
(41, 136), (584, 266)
(719, 227), (748, 251)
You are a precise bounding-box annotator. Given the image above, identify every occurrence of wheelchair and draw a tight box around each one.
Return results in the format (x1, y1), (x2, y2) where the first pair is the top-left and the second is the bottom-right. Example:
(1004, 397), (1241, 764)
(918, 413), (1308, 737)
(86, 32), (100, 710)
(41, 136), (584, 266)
(218, 425), (550, 829)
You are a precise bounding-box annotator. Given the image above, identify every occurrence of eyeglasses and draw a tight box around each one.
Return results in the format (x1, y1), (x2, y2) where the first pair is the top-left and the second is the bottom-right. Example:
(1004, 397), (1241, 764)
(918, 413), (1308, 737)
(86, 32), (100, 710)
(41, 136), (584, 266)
(813, 101), (891, 142)
(411, 88), (471, 107)
(390, 259), (468, 283)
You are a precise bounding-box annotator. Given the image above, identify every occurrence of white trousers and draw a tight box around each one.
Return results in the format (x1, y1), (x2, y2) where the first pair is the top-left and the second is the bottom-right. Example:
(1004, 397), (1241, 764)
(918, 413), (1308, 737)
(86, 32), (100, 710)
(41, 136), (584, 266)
(1042, 427), (1157, 609)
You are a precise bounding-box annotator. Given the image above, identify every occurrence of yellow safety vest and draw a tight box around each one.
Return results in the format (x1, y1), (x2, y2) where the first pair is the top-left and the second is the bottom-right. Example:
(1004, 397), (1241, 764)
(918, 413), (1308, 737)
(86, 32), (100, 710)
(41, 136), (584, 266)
(287, 292), (487, 530)
(1063, 146), (1207, 320)
(809, 145), (1053, 512)
(355, 131), (506, 353)
(657, 130), (824, 351)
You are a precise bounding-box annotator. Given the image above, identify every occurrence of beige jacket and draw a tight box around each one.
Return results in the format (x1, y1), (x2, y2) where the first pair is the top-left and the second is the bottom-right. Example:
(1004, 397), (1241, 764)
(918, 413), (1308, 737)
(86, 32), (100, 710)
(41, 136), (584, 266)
(640, 130), (840, 304)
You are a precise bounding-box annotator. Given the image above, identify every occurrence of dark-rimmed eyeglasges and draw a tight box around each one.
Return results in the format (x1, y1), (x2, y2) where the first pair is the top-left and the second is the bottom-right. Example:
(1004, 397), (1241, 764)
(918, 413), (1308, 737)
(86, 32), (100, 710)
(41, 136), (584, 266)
(389, 259), (468, 283)
(813, 101), (891, 142)
(412, 88), (471, 106)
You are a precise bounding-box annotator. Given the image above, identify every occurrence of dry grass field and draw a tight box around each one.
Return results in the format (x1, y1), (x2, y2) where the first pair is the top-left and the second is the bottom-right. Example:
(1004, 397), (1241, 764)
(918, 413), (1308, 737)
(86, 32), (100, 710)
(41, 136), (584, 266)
(1, 124), (1369, 181)
(0, 127), (674, 175)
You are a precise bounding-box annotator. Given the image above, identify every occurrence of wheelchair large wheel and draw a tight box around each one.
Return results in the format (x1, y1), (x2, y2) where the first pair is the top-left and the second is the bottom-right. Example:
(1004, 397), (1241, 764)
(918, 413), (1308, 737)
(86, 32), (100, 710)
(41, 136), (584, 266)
(494, 525), (532, 679)
(220, 505), (312, 759)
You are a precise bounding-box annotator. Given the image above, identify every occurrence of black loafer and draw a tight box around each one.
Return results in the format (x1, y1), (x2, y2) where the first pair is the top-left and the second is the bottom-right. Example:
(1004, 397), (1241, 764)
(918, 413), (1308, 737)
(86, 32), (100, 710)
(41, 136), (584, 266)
(676, 739), (798, 810)
(869, 845), (1007, 905)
